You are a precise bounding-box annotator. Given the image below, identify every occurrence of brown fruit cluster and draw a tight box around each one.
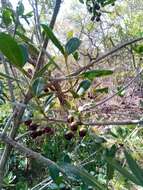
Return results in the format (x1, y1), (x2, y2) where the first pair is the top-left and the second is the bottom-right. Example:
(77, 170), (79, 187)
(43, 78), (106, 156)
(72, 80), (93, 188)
(64, 116), (87, 140)
(24, 119), (54, 139)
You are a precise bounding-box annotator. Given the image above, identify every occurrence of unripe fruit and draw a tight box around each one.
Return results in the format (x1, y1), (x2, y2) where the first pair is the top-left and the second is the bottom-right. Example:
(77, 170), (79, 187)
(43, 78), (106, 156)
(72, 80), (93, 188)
(64, 131), (74, 140)
(29, 123), (39, 131)
(24, 119), (32, 126)
(79, 128), (87, 137)
(70, 121), (78, 131)
(67, 115), (74, 123)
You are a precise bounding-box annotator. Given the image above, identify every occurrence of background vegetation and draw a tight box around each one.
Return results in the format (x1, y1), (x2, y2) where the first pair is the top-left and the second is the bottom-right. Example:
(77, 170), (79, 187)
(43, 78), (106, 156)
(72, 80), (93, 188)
(0, 0), (143, 189)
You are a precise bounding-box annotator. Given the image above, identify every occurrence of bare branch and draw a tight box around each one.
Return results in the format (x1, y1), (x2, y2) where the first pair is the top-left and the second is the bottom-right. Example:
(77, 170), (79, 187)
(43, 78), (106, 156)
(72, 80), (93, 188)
(81, 69), (143, 111)
(0, 133), (65, 174)
(48, 37), (143, 82)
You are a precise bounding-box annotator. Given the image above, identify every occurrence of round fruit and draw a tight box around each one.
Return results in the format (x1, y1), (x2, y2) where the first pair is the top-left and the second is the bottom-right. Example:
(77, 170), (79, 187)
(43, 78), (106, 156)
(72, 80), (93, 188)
(44, 127), (55, 136)
(91, 15), (95, 21)
(29, 123), (39, 131)
(36, 130), (43, 136)
(96, 16), (100, 22)
(30, 131), (38, 139)
(67, 115), (74, 123)
(44, 87), (49, 93)
(27, 68), (33, 78)
(70, 121), (78, 131)
(24, 119), (32, 126)
(64, 131), (74, 140)
(94, 3), (100, 10)
(44, 127), (52, 133)
(27, 68), (33, 74)
(30, 130), (43, 139)
(79, 128), (87, 137)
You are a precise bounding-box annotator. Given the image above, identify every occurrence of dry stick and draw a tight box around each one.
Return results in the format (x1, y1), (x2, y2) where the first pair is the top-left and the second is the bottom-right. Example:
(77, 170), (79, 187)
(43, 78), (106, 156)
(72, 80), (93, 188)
(30, 0), (42, 43)
(46, 117), (143, 126)
(0, 0), (62, 188)
(35, 0), (62, 71)
(3, 60), (15, 106)
(81, 119), (143, 126)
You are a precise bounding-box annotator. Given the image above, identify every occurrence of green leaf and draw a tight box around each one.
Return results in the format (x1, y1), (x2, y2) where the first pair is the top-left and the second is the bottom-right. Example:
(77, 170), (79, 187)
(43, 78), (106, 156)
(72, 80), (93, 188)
(76, 80), (91, 96)
(106, 157), (141, 186)
(62, 164), (106, 190)
(34, 57), (61, 79)
(94, 87), (109, 94)
(0, 96), (5, 105)
(49, 164), (60, 185)
(32, 77), (45, 96)
(81, 183), (88, 190)
(65, 37), (81, 55)
(117, 86), (125, 97)
(0, 33), (25, 68)
(2, 8), (13, 26)
(106, 145), (117, 180)
(124, 150), (143, 186)
(133, 44), (143, 54)
(81, 70), (113, 80)
(0, 81), (3, 94)
(41, 24), (65, 55)
(16, 1), (24, 16)
(16, 31), (39, 57)
(24, 11), (33, 18)
(19, 44), (28, 64)
(34, 62), (52, 78)
(79, 0), (84, 4)
(73, 51), (80, 61)
(44, 93), (56, 112)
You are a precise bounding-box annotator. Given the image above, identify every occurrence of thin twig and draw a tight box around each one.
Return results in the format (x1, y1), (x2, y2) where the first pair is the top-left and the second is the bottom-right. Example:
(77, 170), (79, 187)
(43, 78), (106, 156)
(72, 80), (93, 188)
(81, 69), (143, 111)
(48, 37), (143, 82)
